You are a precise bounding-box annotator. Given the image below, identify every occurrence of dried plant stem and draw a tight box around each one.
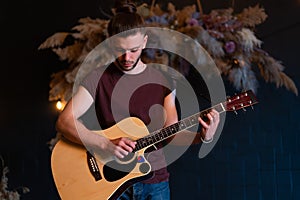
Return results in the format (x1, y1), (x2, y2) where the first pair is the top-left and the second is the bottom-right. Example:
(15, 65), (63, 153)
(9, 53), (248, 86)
(196, 0), (204, 15)
(231, 0), (235, 9)
(150, 0), (156, 13)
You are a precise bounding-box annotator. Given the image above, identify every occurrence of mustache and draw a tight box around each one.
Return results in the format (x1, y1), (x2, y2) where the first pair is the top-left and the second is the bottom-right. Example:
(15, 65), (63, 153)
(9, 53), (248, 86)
(121, 61), (134, 64)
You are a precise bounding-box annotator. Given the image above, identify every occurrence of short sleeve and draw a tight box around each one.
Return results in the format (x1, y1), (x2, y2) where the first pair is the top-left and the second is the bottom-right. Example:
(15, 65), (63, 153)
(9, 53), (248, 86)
(81, 67), (103, 100)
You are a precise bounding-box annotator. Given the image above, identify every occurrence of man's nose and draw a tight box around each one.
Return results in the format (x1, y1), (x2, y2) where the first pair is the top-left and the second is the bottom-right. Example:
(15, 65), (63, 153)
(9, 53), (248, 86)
(123, 51), (131, 60)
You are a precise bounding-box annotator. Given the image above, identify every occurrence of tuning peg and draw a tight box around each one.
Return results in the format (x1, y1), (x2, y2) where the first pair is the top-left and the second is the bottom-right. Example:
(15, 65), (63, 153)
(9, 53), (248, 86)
(226, 96), (232, 102)
(231, 106), (238, 115)
(241, 104), (247, 112)
(233, 109), (238, 115)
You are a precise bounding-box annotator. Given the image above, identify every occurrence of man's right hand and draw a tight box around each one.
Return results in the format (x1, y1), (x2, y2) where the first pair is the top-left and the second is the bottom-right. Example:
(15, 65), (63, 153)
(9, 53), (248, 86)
(109, 138), (136, 159)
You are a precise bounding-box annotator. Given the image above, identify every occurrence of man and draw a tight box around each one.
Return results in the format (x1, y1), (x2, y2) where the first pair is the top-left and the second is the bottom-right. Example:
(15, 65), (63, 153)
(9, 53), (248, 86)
(55, 2), (219, 199)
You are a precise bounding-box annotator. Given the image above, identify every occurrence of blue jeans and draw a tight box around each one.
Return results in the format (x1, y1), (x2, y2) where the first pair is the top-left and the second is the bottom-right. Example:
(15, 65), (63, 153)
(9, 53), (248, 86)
(117, 181), (170, 200)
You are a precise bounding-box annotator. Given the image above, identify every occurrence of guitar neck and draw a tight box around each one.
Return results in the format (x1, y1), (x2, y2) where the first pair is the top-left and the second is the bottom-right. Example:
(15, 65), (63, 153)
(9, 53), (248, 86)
(134, 103), (226, 151)
(134, 90), (258, 152)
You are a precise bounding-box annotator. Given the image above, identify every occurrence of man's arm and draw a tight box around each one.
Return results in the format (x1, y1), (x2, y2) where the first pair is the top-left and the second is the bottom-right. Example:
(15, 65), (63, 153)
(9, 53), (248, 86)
(56, 86), (105, 146)
(56, 86), (136, 158)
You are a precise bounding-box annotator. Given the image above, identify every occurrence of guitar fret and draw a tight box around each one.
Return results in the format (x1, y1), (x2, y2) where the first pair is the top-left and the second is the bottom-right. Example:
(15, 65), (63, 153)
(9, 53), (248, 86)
(135, 140), (141, 151)
(166, 127), (172, 137)
(153, 132), (159, 142)
(162, 129), (167, 138)
(183, 114), (199, 128)
(154, 131), (160, 142)
(159, 132), (165, 140)
(170, 124), (176, 133)
(212, 103), (225, 113)
(148, 136), (153, 144)
(190, 115), (197, 124)
(179, 121), (186, 130)
(184, 117), (192, 127)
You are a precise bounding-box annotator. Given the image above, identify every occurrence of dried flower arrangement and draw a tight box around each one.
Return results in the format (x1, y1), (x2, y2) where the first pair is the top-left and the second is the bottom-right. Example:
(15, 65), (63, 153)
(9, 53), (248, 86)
(0, 157), (29, 200)
(39, 1), (298, 106)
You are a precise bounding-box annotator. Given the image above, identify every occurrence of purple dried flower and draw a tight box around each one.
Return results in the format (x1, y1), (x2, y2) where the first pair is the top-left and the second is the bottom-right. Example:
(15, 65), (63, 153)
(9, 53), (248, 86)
(188, 18), (199, 26)
(192, 12), (200, 19)
(145, 14), (169, 25)
(224, 41), (236, 54)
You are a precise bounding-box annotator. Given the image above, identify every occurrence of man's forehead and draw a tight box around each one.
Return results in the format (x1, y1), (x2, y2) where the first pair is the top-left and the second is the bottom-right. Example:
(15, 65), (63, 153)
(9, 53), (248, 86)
(111, 33), (145, 48)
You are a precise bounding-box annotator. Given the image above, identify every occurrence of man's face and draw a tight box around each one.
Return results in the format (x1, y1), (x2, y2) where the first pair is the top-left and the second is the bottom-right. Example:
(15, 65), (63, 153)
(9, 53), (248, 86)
(111, 32), (147, 71)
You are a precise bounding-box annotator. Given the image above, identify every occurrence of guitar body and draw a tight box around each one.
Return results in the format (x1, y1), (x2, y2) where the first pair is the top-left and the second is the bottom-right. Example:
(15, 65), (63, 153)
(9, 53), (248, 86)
(51, 117), (153, 200)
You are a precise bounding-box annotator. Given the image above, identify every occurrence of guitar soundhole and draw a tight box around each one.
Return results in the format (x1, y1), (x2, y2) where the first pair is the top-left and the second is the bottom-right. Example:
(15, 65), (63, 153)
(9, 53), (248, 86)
(103, 157), (138, 182)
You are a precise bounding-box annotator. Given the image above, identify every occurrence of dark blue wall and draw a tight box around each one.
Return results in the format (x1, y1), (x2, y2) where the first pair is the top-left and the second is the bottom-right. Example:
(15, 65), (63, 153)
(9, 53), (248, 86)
(1, 0), (299, 199)
(168, 1), (300, 199)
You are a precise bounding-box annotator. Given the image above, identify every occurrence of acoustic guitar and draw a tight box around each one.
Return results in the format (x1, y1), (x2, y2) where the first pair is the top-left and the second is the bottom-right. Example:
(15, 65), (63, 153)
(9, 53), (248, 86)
(51, 90), (258, 200)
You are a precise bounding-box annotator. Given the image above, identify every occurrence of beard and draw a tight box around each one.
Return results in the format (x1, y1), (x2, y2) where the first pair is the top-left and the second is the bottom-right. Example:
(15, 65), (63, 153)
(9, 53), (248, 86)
(116, 54), (141, 72)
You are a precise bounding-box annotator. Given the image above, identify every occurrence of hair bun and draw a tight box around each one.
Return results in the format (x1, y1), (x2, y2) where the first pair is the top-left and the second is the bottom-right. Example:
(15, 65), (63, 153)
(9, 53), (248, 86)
(115, 2), (137, 14)
(108, 0), (144, 36)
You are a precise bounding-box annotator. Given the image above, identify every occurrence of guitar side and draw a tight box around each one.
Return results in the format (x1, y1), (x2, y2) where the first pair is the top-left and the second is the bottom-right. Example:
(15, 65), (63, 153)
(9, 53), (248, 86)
(51, 117), (152, 200)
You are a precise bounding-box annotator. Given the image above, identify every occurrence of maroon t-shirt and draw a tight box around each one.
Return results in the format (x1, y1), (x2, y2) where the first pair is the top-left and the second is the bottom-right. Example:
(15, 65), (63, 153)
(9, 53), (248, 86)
(81, 63), (171, 183)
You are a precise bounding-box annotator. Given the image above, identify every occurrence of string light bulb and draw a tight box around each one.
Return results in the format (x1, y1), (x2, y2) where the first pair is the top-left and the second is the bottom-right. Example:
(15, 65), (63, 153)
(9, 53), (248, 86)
(56, 100), (66, 111)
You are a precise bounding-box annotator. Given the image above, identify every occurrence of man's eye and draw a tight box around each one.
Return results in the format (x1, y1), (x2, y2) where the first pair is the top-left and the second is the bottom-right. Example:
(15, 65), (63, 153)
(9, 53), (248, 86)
(130, 49), (139, 52)
(115, 48), (125, 52)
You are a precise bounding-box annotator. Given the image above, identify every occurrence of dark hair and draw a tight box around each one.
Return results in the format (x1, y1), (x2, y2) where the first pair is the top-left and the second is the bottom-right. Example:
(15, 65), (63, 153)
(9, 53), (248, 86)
(107, 1), (145, 37)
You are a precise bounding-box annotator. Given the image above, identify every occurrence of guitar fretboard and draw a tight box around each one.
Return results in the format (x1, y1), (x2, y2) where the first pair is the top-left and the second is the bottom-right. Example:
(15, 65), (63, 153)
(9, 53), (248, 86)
(134, 103), (226, 151)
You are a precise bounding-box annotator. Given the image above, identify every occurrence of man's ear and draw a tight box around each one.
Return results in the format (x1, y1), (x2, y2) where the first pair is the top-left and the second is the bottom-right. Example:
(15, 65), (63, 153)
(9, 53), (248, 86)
(142, 34), (148, 49)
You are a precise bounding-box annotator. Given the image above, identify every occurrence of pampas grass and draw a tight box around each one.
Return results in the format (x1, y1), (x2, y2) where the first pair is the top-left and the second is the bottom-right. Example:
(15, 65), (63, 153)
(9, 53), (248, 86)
(0, 157), (29, 200)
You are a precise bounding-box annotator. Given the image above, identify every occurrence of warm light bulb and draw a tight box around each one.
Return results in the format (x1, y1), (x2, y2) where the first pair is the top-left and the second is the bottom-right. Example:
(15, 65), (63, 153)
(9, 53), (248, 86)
(56, 100), (65, 111)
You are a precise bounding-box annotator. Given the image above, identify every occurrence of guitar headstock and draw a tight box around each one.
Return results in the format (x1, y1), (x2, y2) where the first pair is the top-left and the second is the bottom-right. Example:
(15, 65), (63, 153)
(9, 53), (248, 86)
(226, 90), (258, 112)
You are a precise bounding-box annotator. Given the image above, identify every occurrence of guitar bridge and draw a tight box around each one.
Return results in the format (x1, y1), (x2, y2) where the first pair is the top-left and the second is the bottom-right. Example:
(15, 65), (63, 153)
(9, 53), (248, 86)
(86, 151), (102, 181)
